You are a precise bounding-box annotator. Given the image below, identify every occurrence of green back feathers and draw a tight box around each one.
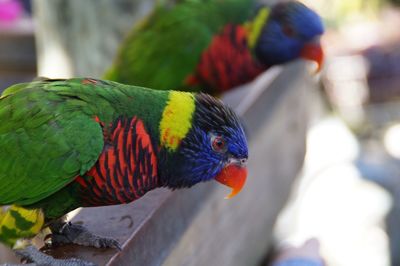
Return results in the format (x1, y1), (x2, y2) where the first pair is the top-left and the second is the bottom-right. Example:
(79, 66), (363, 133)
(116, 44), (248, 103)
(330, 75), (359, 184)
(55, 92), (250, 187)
(0, 80), (104, 205)
(104, 0), (256, 90)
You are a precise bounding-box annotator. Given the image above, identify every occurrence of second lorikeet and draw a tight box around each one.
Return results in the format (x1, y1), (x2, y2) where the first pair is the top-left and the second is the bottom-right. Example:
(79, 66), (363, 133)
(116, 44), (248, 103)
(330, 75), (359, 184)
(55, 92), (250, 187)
(105, 0), (324, 95)
(0, 78), (248, 265)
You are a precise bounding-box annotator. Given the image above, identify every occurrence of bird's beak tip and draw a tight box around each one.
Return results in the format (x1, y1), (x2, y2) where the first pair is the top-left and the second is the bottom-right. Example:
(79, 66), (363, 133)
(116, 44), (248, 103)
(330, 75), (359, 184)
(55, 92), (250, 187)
(215, 164), (247, 199)
(300, 42), (324, 73)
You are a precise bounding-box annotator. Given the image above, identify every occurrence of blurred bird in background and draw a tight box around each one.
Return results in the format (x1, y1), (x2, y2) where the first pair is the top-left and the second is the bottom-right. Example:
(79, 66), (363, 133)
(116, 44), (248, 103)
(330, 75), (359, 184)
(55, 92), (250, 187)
(105, 0), (324, 95)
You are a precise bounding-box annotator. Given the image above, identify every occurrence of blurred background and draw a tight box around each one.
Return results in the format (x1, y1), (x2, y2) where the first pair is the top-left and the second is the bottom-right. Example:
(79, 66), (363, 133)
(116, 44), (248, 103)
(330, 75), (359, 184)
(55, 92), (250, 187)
(275, 1), (400, 266)
(2, 0), (400, 265)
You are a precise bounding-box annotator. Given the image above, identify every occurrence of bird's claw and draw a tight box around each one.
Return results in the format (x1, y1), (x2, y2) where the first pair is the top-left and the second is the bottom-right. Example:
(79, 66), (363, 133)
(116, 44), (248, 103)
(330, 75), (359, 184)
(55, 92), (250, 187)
(49, 222), (122, 250)
(94, 237), (122, 250)
(4, 245), (97, 266)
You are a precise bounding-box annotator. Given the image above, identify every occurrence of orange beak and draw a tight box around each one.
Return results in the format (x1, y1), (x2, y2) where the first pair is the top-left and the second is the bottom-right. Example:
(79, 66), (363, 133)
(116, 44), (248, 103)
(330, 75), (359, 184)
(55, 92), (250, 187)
(215, 164), (247, 199)
(300, 41), (324, 73)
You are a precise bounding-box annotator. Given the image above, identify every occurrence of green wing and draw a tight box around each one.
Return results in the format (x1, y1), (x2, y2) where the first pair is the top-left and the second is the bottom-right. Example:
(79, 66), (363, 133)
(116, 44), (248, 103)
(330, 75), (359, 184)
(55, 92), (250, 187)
(0, 81), (104, 206)
(104, 0), (255, 91)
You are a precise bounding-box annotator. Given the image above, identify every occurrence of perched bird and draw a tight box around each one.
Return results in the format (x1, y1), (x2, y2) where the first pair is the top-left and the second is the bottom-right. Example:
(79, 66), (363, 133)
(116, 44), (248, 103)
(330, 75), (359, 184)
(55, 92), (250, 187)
(0, 78), (248, 264)
(105, 0), (324, 95)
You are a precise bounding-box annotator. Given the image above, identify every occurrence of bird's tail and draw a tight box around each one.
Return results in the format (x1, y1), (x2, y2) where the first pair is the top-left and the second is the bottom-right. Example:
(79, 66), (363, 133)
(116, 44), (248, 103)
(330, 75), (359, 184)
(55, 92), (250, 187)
(0, 205), (44, 247)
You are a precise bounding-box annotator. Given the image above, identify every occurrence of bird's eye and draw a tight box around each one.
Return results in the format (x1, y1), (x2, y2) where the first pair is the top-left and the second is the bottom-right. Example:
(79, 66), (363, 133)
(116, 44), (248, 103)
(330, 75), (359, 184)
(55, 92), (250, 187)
(211, 135), (226, 153)
(283, 25), (295, 37)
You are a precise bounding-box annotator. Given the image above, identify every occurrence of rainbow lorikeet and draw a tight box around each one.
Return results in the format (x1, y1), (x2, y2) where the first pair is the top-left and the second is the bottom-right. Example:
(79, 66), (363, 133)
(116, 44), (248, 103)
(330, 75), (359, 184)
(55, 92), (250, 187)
(0, 78), (248, 265)
(105, 0), (324, 95)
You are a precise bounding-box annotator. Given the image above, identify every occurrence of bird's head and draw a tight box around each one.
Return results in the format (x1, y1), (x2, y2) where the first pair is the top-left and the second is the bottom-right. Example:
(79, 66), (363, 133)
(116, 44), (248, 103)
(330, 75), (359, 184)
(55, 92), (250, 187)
(159, 92), (248, 199)
(248, 1), (324, 71)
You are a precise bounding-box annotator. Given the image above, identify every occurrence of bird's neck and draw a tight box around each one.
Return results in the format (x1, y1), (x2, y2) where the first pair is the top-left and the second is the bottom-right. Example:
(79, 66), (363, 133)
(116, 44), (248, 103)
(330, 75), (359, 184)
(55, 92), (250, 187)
(185, 24), (267, 95)
(155, 91), (198, 189)
(75, 90), (198, 206)
(244, 7), (270, 50)
(74, 116), (161, 207)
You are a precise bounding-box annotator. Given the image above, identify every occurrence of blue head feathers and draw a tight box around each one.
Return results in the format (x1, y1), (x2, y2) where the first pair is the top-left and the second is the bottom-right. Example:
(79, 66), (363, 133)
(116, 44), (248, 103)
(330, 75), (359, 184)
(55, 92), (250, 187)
(160, 94), (248, 191)
(255, 1), (324, 67)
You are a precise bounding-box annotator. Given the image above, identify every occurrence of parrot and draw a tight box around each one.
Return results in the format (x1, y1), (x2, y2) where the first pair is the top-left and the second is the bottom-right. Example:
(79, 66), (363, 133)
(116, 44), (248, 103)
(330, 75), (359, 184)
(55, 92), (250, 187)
(104, 0), (324, 95)
(0, 78), (248, 265)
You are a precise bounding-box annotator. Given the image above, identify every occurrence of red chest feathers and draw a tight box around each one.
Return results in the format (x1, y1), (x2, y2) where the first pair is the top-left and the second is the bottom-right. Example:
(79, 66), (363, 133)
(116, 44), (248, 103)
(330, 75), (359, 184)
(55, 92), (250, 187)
(75, 117), (159, 206)
(186, 25), (266, 94)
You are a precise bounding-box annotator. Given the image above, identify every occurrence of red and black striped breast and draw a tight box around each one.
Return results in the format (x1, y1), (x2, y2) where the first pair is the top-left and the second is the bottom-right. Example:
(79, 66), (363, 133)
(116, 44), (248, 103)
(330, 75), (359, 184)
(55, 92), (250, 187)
(185, 24), (267, 94)
(75, 116), (159, 206)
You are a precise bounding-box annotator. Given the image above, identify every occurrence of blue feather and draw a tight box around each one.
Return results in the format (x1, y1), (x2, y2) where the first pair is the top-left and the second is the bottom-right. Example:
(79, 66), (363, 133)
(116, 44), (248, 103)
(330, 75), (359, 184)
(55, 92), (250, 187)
(255, 1), (324, 66)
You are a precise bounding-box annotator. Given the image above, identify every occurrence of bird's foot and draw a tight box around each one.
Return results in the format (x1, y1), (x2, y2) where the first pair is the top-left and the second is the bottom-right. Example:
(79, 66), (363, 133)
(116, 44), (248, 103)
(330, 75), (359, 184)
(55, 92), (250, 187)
(49, 222), (121, 250)
(1, 245), (96, 266)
